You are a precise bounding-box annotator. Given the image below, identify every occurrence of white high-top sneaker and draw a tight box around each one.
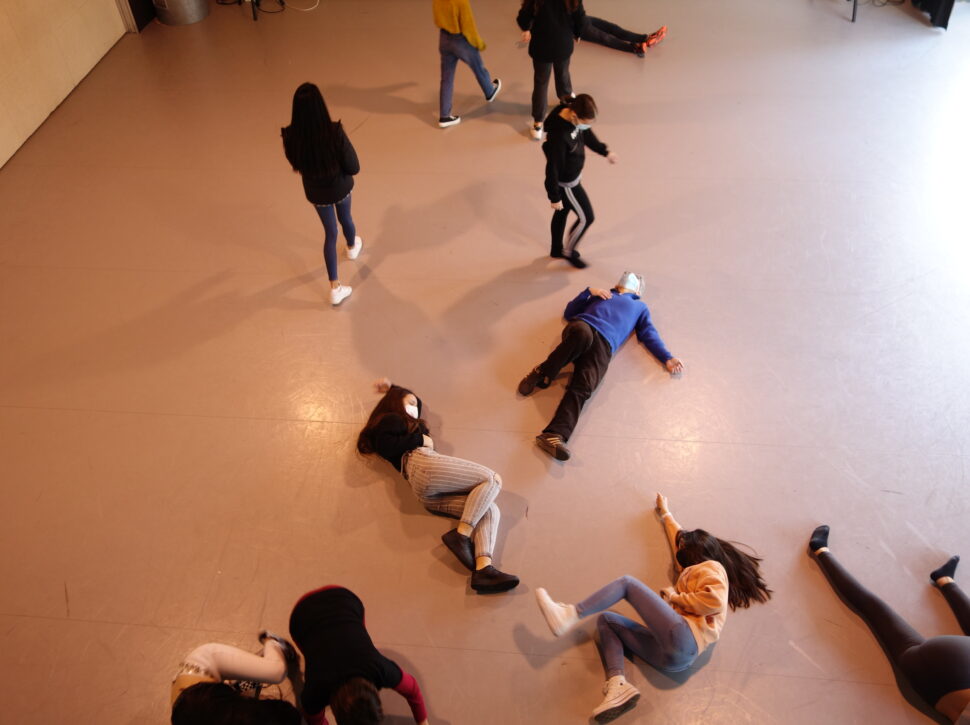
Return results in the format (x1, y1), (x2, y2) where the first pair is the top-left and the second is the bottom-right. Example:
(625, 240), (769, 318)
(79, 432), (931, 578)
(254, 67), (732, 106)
(330, 285), (352, 306)
(591, 676), (640, 723)
(535, 587), (579, 636)
(346, 236), (363, 260)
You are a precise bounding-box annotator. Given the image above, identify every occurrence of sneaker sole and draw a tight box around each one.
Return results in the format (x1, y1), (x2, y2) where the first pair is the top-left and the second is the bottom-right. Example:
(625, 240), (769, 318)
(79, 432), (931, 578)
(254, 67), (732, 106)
(536, 436), (570, 461)
(593, 694), (640, 724)
(439, 119), (461, 128)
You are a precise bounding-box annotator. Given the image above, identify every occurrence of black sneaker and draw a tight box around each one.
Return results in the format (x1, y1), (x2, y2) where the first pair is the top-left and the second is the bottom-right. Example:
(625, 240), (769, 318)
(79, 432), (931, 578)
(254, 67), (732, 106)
(471, 565), (520, 594)
(518, 367), (549, 396)
(565, 251), (587, 269)
(442, 529), (475, 571)
(438, 115), (461, 128)
(486, 78), (502, 103)
(536, 433), (571, 461)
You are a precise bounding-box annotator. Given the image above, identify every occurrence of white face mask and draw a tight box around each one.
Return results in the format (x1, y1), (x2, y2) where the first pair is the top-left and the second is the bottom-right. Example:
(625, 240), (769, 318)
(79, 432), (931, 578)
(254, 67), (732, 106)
(616, 271), (643, 295)
(575, 122), (591, 131)
(404, 403), (420, 419)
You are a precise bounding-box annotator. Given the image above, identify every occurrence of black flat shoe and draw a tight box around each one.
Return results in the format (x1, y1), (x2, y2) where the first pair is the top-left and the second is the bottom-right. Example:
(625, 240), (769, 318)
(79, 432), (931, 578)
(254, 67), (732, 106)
(471, 565), (520, 594)
(442, 529), (475, 571)
(518, 367), (549, 396)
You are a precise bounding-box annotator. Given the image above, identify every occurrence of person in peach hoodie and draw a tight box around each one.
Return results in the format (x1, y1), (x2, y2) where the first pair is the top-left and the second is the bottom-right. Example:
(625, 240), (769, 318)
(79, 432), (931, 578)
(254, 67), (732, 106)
(534, 494), (771, 723)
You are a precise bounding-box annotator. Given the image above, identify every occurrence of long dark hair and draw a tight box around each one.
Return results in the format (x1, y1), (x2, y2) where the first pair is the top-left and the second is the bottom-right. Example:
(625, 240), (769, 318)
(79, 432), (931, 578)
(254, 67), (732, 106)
(330, 678), (382, 725)
(282, 82), (342, 177)
(172, 683), (301, 725)
(357, 387), (426, 455)
(521, 0), (582, 13)
(676, 529), (772, 610)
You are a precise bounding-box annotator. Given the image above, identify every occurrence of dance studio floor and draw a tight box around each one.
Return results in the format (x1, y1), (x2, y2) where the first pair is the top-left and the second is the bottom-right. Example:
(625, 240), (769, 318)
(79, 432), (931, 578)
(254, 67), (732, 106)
(1, 0), (968, 722)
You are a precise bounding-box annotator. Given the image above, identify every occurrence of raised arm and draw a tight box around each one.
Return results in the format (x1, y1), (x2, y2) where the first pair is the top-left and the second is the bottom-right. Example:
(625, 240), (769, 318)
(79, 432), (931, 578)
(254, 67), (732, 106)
(656, 492), (683, 568)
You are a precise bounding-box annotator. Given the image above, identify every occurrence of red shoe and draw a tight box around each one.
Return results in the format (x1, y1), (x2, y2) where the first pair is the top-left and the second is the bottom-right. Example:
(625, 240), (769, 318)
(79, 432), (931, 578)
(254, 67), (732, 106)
(645, 25), (667, 49)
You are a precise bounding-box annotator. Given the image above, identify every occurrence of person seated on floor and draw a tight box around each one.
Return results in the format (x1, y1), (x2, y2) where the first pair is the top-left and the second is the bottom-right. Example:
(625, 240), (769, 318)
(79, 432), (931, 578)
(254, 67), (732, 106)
(518, 272), (684, 461)
(357, 378), (519, 594)
(534, 493), (771, 723)
(289, 585), (430, 725)
(580, 16), (666, 57)
(808, 525), (970, 724)
(170, 632), (300, 724)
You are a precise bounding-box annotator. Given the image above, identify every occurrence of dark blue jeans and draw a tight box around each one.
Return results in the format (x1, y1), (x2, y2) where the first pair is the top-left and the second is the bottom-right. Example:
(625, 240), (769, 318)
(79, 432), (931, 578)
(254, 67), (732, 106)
(439, 29), (494, 117)
(576, 575), (699, 676)
(314, 193), (355, 282)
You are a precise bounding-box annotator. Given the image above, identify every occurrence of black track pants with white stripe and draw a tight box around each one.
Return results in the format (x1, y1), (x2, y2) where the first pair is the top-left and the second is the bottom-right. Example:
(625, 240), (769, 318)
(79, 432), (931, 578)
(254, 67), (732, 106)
(550, 182), (594, 257)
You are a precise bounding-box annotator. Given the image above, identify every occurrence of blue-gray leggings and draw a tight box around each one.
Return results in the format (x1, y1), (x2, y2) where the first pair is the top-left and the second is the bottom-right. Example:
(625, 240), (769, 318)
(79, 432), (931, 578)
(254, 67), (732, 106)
(314, 193), (356, 282)
(576, 575), (699, 677)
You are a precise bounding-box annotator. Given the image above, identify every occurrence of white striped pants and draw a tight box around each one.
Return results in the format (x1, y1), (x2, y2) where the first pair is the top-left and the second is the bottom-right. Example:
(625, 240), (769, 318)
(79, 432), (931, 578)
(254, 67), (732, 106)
(403, 447), (501, 558)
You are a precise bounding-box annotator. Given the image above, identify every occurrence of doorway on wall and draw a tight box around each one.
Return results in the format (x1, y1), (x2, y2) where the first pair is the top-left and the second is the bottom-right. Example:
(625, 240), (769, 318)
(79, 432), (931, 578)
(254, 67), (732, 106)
(119, 0), (156, 31)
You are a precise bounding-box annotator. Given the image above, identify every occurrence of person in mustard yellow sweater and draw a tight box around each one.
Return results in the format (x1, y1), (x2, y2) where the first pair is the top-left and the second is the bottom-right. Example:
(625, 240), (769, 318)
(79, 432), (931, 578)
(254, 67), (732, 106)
(534, 494), (771, 724)
(433, 0), (502, 127)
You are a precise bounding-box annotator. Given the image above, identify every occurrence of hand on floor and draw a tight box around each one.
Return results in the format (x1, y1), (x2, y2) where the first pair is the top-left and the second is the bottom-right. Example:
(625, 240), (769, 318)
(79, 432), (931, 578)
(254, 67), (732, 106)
(374, 377), (392, 393)
(665, 358), (684, 375)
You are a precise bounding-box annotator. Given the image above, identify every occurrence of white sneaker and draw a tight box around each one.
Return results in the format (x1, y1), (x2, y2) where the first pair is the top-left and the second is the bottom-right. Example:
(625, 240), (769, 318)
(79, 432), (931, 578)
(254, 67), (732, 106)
(530, 122), (544, 141)
(330, 285), (352, 305)
(346, 236), (363, 260)
(535, 587), (579, 636)
(591, 676), (640, 724)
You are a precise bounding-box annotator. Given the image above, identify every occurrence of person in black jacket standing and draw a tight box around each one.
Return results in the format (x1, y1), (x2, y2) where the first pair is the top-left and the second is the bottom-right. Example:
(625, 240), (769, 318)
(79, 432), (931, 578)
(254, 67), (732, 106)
(516, 0), (586, 140)
(542, 94), (616, 268)
(282, 83), (362, 306)
(357, 378), (519, 594)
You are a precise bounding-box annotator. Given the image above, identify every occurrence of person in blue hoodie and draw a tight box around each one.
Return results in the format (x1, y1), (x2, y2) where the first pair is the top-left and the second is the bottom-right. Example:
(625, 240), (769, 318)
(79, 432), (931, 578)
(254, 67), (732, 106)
(518, 272), (684, 460)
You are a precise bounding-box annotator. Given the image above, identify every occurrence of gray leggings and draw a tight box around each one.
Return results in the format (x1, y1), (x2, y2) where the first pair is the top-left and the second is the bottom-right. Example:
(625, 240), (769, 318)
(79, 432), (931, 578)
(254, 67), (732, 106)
(403, 447), (501, 558)
(577, 575), (699, 676)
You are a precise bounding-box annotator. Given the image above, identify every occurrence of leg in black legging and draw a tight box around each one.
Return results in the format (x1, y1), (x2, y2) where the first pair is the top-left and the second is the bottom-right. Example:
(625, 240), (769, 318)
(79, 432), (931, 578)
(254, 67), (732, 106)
(940, 582), (970, 635)
(552, 57), (572, 100)
(815, 550), (925, 661)
(581, 16), (646, 51)
(532, 60), (553, 123)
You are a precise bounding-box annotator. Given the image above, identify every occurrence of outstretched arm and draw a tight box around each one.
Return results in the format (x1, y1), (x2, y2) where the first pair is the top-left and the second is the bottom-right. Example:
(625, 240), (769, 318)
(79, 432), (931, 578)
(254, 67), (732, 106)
(656, 493), (683, 569)
(393, 670), (429, 723)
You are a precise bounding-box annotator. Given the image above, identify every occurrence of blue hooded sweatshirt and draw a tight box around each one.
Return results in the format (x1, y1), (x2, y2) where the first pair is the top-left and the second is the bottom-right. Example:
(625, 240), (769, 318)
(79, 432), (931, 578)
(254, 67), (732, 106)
(564, 288), (673, 362)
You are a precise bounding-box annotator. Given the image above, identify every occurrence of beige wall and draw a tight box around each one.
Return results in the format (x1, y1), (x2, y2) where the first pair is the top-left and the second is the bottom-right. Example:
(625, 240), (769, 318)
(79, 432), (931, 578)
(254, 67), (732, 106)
(0, 0), (125, 168)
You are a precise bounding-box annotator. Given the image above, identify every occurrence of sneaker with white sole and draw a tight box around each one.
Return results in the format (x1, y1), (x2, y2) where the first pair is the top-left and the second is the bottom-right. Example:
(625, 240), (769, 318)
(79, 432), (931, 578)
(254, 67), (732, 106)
(530, 122), (544, 141)
(486, 78), (502, 102)
(346, 236), (363, 260)
(535, 587), (579, 636)
(438, 115), (461, 128)
(330, 285), (352, 305)
(592, 676), (640, 724)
